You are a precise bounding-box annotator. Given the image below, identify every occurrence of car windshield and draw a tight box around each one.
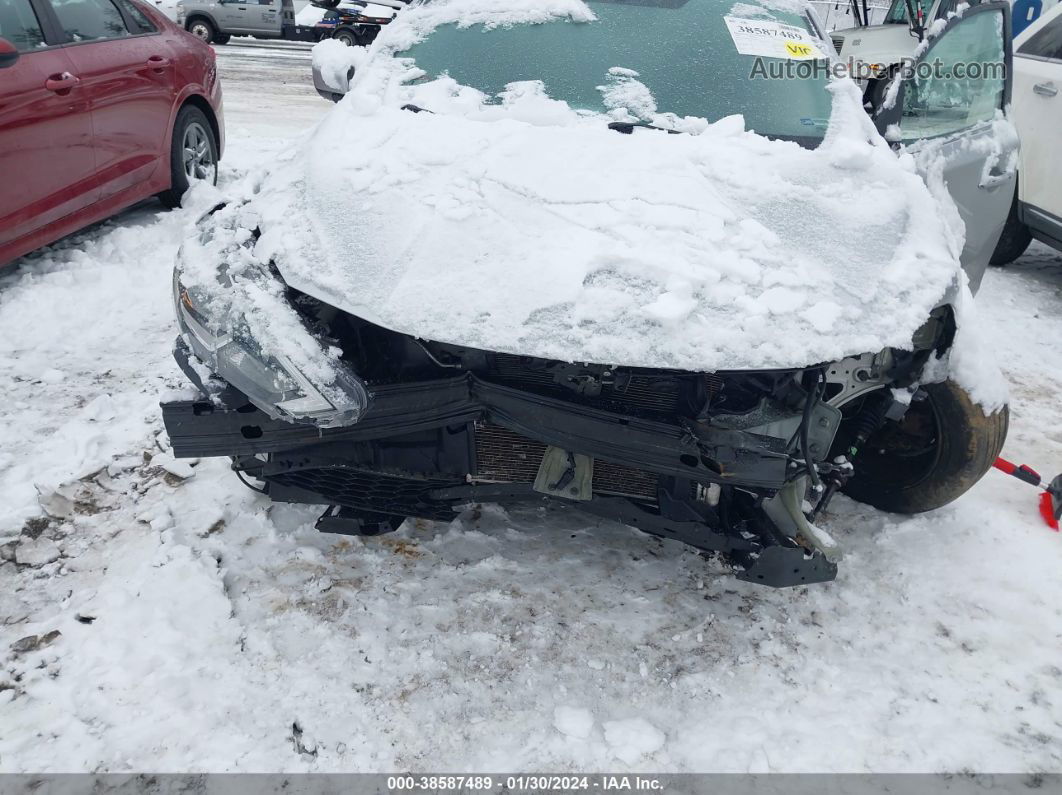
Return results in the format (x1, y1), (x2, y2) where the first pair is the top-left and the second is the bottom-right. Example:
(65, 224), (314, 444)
(398, 0), (834, 143)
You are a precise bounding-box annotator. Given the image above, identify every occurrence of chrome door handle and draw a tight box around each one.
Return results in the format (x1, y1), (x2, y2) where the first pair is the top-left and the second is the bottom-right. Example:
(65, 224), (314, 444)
(979, 161), (1015, 190)
(45, 72), (79, 92)
(1033, 82), (1058, 97)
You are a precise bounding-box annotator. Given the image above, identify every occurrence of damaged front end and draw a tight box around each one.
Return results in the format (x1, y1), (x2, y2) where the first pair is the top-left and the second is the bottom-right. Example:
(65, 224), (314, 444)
(164, 252), (954, 588)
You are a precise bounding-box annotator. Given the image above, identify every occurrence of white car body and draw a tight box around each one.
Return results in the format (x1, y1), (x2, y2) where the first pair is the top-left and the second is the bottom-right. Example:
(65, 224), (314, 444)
(1011, 1), (1062, 248)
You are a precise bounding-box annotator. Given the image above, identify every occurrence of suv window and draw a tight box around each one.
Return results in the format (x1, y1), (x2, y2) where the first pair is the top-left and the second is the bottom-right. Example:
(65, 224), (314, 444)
(1018, 12), (1062, 60)
(0, 0), (46, 50)
(50, 0), (130, 41)
(900, 9), (1006, 140)
(116, 0), (158, 33)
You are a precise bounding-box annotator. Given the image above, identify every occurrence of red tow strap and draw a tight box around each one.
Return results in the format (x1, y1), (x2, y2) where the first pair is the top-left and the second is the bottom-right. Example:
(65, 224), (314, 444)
(994, 457), (1061, 531)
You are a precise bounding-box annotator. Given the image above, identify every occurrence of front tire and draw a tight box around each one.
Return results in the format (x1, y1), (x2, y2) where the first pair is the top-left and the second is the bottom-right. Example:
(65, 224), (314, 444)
(334, 28), (357, 46)
(158, 105), (218, 209)
(990, 192), (1032, 266)
(841, 380), (1008, 514)
(187, 17), (218, 44)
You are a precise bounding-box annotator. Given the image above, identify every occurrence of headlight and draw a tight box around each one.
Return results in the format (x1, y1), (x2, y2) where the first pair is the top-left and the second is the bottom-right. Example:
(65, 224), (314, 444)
(173, 269), (370, 428)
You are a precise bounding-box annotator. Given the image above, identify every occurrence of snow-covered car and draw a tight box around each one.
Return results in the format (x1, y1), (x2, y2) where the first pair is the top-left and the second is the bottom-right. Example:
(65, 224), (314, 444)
(989, 1), (1062, 264)
(163, 0), (1016, 588)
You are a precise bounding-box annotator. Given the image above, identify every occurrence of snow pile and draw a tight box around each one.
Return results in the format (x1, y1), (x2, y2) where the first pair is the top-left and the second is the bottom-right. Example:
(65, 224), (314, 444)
(1, 56), (1061, 772)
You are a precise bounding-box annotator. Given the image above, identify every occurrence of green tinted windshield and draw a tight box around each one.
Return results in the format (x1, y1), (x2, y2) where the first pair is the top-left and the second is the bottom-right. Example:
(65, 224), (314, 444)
(399, 0), (834, 142)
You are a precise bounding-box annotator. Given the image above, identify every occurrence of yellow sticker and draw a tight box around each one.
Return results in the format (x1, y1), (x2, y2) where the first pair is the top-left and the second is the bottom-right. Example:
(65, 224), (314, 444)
(785, 40), (817, 58)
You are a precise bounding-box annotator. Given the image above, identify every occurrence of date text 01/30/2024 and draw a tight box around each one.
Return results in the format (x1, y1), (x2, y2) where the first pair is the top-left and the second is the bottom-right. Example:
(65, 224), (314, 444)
(385, 775), (666, 791)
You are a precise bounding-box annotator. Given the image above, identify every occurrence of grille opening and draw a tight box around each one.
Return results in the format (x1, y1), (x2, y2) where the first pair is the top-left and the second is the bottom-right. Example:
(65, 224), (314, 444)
(474, 422), (659, 501)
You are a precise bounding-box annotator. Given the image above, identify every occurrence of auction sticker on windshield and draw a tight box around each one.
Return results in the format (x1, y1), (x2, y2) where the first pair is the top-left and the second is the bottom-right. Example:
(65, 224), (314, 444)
(723, 16), (826, 59)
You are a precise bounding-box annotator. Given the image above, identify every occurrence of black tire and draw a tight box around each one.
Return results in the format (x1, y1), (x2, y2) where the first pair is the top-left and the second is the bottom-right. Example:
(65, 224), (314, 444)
(214, 33), (231, 45)
(334, 28), (357, 46)
(158, 105), (219, 209)
(990, 192), (1032, 266)
(867, 78), (889, 110)
(865, 68), (896, 111)
(186, 17), (217, 44)
(841, 380), (1008, 514)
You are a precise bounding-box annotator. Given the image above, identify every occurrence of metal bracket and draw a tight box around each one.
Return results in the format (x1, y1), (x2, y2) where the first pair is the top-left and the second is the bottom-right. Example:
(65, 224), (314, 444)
(825, 350), (893, 408)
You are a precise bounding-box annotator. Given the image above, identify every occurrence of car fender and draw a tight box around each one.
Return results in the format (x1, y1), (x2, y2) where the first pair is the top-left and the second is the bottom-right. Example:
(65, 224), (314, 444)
(164, 85), (225, 173)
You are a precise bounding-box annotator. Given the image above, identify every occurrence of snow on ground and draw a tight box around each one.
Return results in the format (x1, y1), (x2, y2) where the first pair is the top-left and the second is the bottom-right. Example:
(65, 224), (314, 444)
(2, 50), (1062, 774)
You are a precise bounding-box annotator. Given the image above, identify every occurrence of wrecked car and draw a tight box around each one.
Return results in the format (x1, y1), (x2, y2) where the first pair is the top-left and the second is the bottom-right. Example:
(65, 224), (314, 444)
(162, 0), (1016, 587)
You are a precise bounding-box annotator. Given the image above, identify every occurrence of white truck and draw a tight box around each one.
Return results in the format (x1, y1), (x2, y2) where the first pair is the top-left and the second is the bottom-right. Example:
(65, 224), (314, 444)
(175, 0), (401, 46)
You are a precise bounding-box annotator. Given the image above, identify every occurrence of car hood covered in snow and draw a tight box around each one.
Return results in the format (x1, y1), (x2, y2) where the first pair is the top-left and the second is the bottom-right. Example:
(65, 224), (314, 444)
(250, 1), (963, 373)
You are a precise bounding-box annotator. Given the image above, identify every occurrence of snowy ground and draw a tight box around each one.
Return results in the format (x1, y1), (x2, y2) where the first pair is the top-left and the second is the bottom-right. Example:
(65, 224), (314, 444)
(1, 46), (1062, 774)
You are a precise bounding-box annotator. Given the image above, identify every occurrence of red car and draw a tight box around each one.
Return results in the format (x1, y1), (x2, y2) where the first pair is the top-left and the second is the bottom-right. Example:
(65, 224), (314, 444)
(0, 0), (224, 267)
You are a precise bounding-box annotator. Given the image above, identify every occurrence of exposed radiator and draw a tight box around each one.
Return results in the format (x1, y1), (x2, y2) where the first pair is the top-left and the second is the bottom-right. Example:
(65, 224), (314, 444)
(473, 422), (660, 500)
(487, 353), (684, 417)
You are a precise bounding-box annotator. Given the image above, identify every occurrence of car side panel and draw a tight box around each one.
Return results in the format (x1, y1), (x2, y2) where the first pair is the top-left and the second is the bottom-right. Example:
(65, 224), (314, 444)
(1013, 55), (1062, 217)
(61, 32), (178, 200)
(0, 46), (97, 252)
(925, 129), (1015, 291)
(0, 176), (163, 265)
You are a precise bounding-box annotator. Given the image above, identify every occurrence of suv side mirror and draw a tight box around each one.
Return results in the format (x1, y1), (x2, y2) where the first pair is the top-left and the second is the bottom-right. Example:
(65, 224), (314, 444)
(0, 38), (19, 70)
(312, 40), (366, 102)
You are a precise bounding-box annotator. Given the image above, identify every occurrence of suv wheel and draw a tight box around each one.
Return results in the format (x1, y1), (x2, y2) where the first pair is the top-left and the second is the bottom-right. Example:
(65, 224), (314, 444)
(187, 18), (217, 44)
(840, 380), (1008, 514)
(158, 105), (219, 209)
(990, 191), (1032, 266)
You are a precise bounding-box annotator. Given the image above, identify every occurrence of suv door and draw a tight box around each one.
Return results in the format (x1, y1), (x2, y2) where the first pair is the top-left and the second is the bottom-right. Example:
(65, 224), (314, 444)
(217, 0), (277, 35)
(1013, 7), (1062, 232)
(0, 0), (96, 260)
(47, 0), (178, 200)
(875, 2), (1017, 292)
(212, 0), (246, 33)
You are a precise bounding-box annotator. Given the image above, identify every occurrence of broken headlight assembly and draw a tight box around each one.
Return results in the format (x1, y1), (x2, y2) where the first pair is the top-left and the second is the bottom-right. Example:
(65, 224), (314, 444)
(172, 268), (370, 428)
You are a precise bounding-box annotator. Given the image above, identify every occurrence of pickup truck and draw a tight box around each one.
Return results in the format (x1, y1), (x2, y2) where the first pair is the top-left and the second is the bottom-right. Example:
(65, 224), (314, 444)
(175, 0), (400, 45)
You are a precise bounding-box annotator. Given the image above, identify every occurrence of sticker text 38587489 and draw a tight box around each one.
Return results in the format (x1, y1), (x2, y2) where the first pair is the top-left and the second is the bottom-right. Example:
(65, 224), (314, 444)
(723, 16), (826, 60)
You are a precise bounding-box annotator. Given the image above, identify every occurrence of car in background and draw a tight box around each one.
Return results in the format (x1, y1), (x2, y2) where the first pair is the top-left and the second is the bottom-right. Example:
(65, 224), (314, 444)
(175, 0), (401, 46)
(991, 1), (1062, 264)
(296, 0), (397, 46)
(0, 0), (224, 267)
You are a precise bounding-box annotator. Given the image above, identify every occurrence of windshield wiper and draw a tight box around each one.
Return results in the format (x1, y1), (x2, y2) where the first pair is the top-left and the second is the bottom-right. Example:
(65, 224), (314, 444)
(401, 104), (434, 114)
(607, 121), (681, 135)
